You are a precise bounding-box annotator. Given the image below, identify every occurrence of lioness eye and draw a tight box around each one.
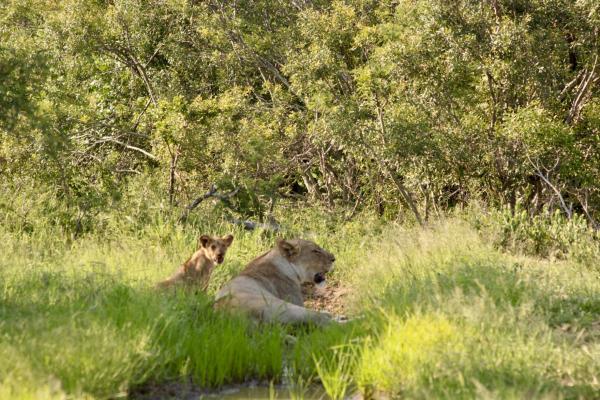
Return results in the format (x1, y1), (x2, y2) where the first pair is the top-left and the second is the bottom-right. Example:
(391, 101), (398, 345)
(211, 245), (216, 250)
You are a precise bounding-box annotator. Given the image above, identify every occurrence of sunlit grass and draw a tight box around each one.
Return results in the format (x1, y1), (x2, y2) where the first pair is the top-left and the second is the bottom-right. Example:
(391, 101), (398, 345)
(1, 211), (599, 399)
(349, 220), (600, 399)
(359, 314), (461, 393)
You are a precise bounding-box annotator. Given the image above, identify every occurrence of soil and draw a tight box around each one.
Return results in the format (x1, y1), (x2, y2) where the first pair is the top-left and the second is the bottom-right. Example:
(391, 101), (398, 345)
(130, 379), (333, 399)
(302, 281), (350, 317)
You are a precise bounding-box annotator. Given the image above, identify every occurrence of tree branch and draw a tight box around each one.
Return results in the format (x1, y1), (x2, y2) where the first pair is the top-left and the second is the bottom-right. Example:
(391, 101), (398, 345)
(178, 185), (240, 223)
(566, 55), (598, 124)
(527, 155), (572, 219)
(374, 94), (424, 226)
(94, 137), (157, 161)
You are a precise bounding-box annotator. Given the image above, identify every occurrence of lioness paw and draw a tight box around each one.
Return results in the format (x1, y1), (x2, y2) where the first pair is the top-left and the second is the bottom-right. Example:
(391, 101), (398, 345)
(333, 314), (350, 324)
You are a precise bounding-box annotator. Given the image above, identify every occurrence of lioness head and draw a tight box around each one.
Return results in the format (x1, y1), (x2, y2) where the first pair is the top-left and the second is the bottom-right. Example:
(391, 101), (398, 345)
(276, 239), (335, 286)
(198, 234), (234, 264)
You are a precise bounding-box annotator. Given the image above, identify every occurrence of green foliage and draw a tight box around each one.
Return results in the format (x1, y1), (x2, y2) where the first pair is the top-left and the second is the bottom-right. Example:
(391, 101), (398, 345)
(1, 0), (599, 223)
(470, 205), (600, 265)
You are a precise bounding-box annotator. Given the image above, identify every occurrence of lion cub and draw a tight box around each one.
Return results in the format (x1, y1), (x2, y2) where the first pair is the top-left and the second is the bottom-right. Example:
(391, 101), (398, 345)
(157, 234), (234, 290)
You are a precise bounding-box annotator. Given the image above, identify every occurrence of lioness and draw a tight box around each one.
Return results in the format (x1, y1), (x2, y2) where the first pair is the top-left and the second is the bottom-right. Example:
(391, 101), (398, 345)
(214, 239), (336, 325)
(157, 234), (234, 290)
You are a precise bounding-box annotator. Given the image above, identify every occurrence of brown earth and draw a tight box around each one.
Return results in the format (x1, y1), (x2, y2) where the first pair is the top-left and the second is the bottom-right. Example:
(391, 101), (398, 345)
(302, 281), (349, 317)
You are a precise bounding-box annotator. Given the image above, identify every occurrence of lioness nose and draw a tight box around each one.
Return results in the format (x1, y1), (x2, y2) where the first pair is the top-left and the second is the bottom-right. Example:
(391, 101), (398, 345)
(331, 255), (336, 262)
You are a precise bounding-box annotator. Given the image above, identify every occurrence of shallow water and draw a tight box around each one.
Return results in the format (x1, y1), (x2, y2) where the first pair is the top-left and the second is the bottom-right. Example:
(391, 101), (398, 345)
(132, 381), (333, 400)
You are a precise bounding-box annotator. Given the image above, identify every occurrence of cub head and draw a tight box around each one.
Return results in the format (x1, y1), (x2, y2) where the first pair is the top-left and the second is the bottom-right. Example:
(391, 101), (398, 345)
(198, 234), (234, 264)
(277, 239), (335, 286)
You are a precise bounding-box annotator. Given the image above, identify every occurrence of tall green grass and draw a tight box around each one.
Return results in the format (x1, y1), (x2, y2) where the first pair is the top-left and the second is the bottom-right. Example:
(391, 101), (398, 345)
(0, 199), (361, 398)
(0, 249), (286, 397)
(347, 221), (600, 398)
(1, 189), (599, 399)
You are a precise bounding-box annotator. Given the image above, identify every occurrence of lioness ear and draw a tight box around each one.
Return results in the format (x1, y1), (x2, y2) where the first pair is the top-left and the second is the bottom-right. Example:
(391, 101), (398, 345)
(277, 239), (299, 258)
(222, 234), (234, 247)
(198, 235), (211, 249)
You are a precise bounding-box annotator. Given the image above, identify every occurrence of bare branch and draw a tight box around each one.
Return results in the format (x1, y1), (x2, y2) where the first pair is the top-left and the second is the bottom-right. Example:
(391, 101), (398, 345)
(566, 55), (598, 124)
(574, 190), (600, 231)
(132, 97), (153, 132)
(229, 217), (280, 232)
(527, 155), (572, 219)
(94, 137), (157, 161)
(374, 94), (424, 226)
(558, 69), (586, 101)
(115, 169), (141, 175)
(178, 185), (240, 223)
(215, 187), (241, 201)
(143, 43), (163, 69)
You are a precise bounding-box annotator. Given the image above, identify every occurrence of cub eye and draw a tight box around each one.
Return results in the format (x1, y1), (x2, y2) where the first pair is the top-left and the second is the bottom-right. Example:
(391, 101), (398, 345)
(211, 245), (216, 250)
(312, 249), (320, 253)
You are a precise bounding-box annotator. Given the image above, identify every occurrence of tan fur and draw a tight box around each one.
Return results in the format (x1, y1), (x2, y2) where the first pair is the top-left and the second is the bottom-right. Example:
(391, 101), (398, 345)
(157, 234), (233, 290)
(215, 239), (336, 325)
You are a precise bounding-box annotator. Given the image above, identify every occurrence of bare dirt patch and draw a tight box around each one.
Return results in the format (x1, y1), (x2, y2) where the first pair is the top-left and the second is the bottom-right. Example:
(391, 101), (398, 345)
(302, 281), (350, 317)
(130, 379), (200, 400)
(130, 379), (330, 399)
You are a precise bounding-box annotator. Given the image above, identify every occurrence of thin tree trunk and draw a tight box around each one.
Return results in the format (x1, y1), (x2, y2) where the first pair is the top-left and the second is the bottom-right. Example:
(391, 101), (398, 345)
(169, 148), (178, 206)
(566, 55), (598, 125)
(374, 95), (424, 226)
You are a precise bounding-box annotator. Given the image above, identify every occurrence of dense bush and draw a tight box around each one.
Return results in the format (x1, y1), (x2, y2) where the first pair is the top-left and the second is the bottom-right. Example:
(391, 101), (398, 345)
(469, 205), (600, 266)
(1, 0), (599, 227)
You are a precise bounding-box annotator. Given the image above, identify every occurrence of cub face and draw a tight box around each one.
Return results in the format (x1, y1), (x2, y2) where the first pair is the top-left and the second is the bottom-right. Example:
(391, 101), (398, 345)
(277, 239), (335, 285)
(199, 234), (234, 264)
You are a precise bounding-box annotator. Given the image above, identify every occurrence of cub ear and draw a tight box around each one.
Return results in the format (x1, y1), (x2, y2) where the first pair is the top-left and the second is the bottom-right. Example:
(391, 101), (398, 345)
(222, 234), (234, 246)
(198, 235), (211, 249)
(277, 239), (299, 258)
